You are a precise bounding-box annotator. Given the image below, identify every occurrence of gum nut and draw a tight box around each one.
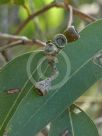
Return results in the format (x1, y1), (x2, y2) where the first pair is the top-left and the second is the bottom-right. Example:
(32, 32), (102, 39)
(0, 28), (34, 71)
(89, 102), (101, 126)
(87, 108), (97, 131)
(53, 34), (67, 49)
(44, 42), (57, 55)
(64, 26), (80, 42)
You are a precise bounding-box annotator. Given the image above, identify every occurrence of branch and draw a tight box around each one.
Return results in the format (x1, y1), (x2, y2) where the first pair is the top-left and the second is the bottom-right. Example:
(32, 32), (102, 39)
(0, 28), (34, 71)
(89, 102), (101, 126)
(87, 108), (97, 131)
(0, 33), (46, 52)
(67, 5), (73, 29)
(15, 2), (56, 34)
(0, 2), (96, 52)
(15, 2), (96, 35)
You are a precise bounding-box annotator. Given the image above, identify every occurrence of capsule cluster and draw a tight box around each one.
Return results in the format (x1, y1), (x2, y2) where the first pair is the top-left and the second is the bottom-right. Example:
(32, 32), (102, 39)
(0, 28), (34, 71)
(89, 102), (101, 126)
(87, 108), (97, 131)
(44, 26), (80, 56)
(35, 27), (80, 96)
(44, 34), (67, 56)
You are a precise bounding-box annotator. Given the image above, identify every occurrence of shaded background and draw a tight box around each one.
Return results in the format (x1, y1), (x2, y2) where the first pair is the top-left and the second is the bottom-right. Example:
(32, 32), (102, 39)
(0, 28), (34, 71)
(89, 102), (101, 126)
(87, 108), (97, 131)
(0, 0), (102, 136)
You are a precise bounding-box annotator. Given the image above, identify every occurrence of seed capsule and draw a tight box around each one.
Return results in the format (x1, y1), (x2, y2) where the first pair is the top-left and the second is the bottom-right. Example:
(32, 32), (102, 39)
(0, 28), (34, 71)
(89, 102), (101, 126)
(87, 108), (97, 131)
(64, 26), (80, 42)
(44, 41), (58, 55)
(35, 78), (52, 96)
(53, 34), (67, 49)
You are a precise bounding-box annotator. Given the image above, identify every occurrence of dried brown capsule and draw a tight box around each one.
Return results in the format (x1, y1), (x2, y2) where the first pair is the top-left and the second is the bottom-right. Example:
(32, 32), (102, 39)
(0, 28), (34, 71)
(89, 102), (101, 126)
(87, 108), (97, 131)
(64, 26), (80, 42)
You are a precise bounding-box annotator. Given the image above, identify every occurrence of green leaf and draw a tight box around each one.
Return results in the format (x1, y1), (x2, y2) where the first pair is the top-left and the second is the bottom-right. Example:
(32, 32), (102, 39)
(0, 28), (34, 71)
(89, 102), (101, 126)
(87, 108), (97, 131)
(0, 20), (102, 136)
(6, 59), (102, 136)
(49, 104), (99, 136)
(0, 51), (51, 135)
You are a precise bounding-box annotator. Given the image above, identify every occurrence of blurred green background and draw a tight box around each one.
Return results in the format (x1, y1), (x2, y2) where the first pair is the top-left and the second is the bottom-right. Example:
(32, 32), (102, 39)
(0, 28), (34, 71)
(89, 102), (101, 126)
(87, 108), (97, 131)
(0, 0), (102, 136)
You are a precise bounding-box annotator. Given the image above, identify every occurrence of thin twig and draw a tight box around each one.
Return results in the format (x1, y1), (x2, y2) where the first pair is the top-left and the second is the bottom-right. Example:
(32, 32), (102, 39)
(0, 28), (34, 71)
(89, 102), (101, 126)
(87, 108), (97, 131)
(29, 0), (45, 40)
(0, 2), (96, 52)
(0, 33), (29, 41)
(23, 4), (31, 16)
(15, 2), (96, 34)
(0, 40), (24, 52)
(15, 2), (56, 34)
(64, 0), (73, 28)
(0, 33), (46, 52)
(67, 5), (73, 29)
